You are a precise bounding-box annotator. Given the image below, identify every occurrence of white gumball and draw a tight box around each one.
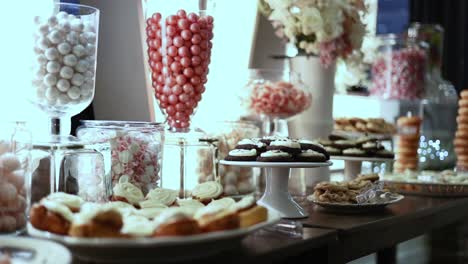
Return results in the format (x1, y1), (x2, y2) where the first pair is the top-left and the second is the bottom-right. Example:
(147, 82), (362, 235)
(82, 32), (96, 44)
(80, 81), (93, 96)
(66, 31), (79, 45)
(46, 61), (61, 74)
(45, 87), (59, 101)
(47, 16), (58, 27)
(72, 44), (86, 57)
(84, 70), (94, 81)
(63, 54), (78, 67)
(70, 18), (84, 32)
(57, 42), (72, 55)
(67, 86), (81, 100)
(59, 66), (74, 79)
(36, 54), (48, 66)
(43, 73), (57, 86)
(56, 79), (71, 92)
(57, 20), (71, 33)
(224, 184), (238, 196)
(56, 11), (68, 21)
(71, 73), (84, 86)
(83, 22), (96, 33)
(37, 23), (49, 36)
(47, 30), (64, 44)
(44, 47), (59, 60)
(57, 93), (71, 105)
(67, 14), (76, 21)
(86, 44), (96, 56)
(0, 182), (17, 202)
(34, 67), (46, 79)
(75, 60), (88, 73)
(36, 89), (46, 100)
(36, 37), (50, 51)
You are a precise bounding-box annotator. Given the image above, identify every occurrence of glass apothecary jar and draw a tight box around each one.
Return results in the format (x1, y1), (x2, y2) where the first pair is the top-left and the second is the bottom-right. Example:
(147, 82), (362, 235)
(76, 121), (165, 198)
(370, 34), (428, 100)
(0, 121), (32, 234)
(202, 121), (261, 197)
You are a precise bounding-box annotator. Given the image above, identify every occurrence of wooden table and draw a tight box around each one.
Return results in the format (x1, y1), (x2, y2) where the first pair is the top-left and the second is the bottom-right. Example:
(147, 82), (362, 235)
(299, 196), (468, 263)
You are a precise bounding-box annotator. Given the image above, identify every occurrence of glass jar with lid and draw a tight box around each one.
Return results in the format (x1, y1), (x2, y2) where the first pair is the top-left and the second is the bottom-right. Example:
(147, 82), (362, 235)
(76, 121), (165, 198)
(0, 121), (32, 234)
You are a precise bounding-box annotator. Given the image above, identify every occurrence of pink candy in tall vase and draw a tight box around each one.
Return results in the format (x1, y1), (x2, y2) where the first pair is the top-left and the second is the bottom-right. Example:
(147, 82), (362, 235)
(145, 0), (214, 132)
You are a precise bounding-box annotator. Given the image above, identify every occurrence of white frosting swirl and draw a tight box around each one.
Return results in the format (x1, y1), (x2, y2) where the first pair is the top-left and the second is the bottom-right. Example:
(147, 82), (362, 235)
(270, 140), (300, 148)
(145, 188), (178, 206)
(74, 202), (121, 225)
(228, 149), (257, 157)
(153, 208), (191, 227)
(230, 195), (256, 211)
(45, 192), (84, 210)
(260, 150), (291, 158)
(139, 199), (169, 209)
(132, 208), (165, 219)
(298, 149), (325, 158)
(194, 204), (226, 219)
(191, 181), (223, 200)
(121, 215), (155, 237)
(41, 200), (74, 222)
(112, 176), (144, 205)
(176, 198), (205, 209)
(208, 197), (236, 208)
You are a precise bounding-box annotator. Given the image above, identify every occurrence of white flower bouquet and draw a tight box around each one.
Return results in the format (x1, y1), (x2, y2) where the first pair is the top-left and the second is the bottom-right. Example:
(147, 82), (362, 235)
(259, 0), (367, 67)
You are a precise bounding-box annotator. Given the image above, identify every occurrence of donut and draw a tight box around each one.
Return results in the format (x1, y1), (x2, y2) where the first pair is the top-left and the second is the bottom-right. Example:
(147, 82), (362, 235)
(397, 147), (418, 156)
(457, 155), (468, 162)
(454, 138), (468, 148)
(455, 147), (468, 156)
(458, 107), (468, 117)
(397, 116), (422, 127)
(461, 90), (468, 99)
(457, 115), (468, 124)
(456, 130), (468, 140)
(459, 99), (468, 108)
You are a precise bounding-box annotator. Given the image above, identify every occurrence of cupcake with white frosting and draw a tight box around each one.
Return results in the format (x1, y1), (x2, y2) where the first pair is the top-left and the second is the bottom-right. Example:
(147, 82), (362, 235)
(225, 149), (257, 161)
(257, 150), (293, 162)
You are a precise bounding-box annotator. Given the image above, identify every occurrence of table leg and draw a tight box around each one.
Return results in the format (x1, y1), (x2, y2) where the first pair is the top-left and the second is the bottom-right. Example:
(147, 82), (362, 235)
(376, 246), (396, 264)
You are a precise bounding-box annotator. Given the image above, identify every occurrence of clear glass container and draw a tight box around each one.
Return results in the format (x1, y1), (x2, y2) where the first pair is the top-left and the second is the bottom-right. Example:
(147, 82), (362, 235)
(76, 121), (165, 197)
(30, 3), (99, 143)
(142, 0), (215, 132)
(370, 34), (428, 100)
(202, 121), (261, 197)
(0, 121), (32, 234)
(239, 69), (312, 136)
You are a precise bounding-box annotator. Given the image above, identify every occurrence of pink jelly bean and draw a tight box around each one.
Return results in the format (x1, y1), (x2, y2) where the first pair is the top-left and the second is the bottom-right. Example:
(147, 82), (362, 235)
(168, 46), (178, 57)
(162, 86), (171, 95)
(178, 46), (190, 57)
(190, 76), (201, 85)
(170, 61), (181, 73)
(190, 45), (201, 55)
(178, 19), (189, 30)
(176, 75), (187, 85)
(180, 57), (191, 67)
(166, 15), (178, 25)
(181, 30), (192, 40)
(191, 56), (201, 66)
(187, 13), (199, 22)
(159, 95), (168, 103)
(173, 36), (184, 48)
(177, 9), (187, 18)
(191, 34), (202, 44)
(175, 103), (186, 111)
(166, 105), (176, 115)
(183, 68), (194, 78)
(183, 83), (194, 94)
(168, 94), (178, 105)
(194, 66), (203, 75)
(166, 25), (177, 36)
(179, 93), (189, 103)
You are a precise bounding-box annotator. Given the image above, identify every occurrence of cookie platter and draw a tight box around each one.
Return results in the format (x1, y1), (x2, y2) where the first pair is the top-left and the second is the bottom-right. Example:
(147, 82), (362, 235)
(382, 181), (468, 197)
(27, 210), (280, 263)
(308, 195), (404, 213)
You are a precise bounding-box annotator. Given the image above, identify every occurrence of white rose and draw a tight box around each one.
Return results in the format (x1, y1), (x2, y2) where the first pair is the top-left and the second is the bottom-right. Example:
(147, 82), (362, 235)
(300, 7), (323, 36)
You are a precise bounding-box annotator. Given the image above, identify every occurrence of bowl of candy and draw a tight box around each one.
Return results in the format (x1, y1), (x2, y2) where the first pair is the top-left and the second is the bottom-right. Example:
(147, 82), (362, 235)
(240, 69), (312, 136)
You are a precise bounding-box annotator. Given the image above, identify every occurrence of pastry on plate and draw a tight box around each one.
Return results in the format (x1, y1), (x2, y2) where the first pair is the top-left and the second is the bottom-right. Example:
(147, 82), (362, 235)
(153, 208), (200, 237)
(69, 203), (124, 238)
(207, 197), (236, 208)
(111, 176), (144, 208)
(191, 181), (223, 204)
(121, 215), (156, 237)
(29, 200), (75, 235)
(225, 149), (258, 162)
(229, 196), (267, 228)
(194, 204), (239, 233)
(144, 188), (178, 207)
(44, 192), (84, 212)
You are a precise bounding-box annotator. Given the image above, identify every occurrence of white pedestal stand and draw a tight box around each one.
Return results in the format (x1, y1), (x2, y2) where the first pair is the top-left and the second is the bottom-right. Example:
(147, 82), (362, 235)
(330, 156), (394, 180)
(220, 160), (332, 219)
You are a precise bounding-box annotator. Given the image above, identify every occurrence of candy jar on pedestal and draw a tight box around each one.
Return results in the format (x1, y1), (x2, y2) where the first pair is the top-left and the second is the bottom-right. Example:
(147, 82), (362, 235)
(239, 69), (312, 137)
(30, 3), (99, 143)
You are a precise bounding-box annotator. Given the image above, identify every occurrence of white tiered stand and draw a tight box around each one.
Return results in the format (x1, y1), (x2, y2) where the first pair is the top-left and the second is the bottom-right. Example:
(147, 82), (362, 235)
(220, 160), (332, 219)
(330, 156), (394, 180)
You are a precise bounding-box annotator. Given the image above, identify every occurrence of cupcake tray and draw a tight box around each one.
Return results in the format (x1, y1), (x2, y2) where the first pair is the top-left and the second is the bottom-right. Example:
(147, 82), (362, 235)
(330, 156), (394, 181)
(27, 210), (280, 263)
(220, 160), (333, 219)
(382, 180), (468, 197)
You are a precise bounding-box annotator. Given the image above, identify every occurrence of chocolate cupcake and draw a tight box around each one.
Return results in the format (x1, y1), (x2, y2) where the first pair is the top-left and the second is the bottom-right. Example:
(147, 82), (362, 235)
(298, 139), (330, 160)
(295, 149), (327, 162)
(342, 148), (367, 157)
(235, 138), (266, 152)
(333, 140), (357, 150)
(225, 149), (257, 161)
(375, 149), (395, 159)
(266, 139), (301, 154)
(257, 150), (293, 162)
(325, 146), (342, 156)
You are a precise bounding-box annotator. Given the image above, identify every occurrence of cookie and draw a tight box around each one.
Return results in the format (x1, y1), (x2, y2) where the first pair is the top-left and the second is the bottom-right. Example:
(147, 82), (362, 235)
(328, 133), (348, 141)
(294, 149), (327, 162)
(375, 149), (395, 159)
(318, 139), (333, 147)
(333, 140), (357, 150)
(225, 149), (257, 161)
(342, 148), (367, 157)
(361, 141), (382, 153)
(256, 150), (293, 162)
(356, 173), (380, 182)
(314, 181), (348, 192)
(324, 146), (341, 156)
(266, 140), (301, 154)
(298, 140), (329, 159)
(235, 138), (266, 152)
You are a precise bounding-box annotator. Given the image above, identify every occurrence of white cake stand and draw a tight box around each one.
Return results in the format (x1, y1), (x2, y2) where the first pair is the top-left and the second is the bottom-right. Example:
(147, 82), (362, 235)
(330, 156), (394, 180)
(220, 160), (332, 219)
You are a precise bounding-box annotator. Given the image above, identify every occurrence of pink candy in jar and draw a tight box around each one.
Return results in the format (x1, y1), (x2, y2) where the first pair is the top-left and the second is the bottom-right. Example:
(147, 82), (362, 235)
(371, 40), (427, 100)
(146, 9), (214, 130)
(248, 81), (311, 119)
(0, 143), (27, 233)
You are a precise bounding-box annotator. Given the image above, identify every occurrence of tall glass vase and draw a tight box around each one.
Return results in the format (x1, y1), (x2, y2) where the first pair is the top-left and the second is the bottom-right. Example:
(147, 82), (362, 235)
(288, 55), (335, 197)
